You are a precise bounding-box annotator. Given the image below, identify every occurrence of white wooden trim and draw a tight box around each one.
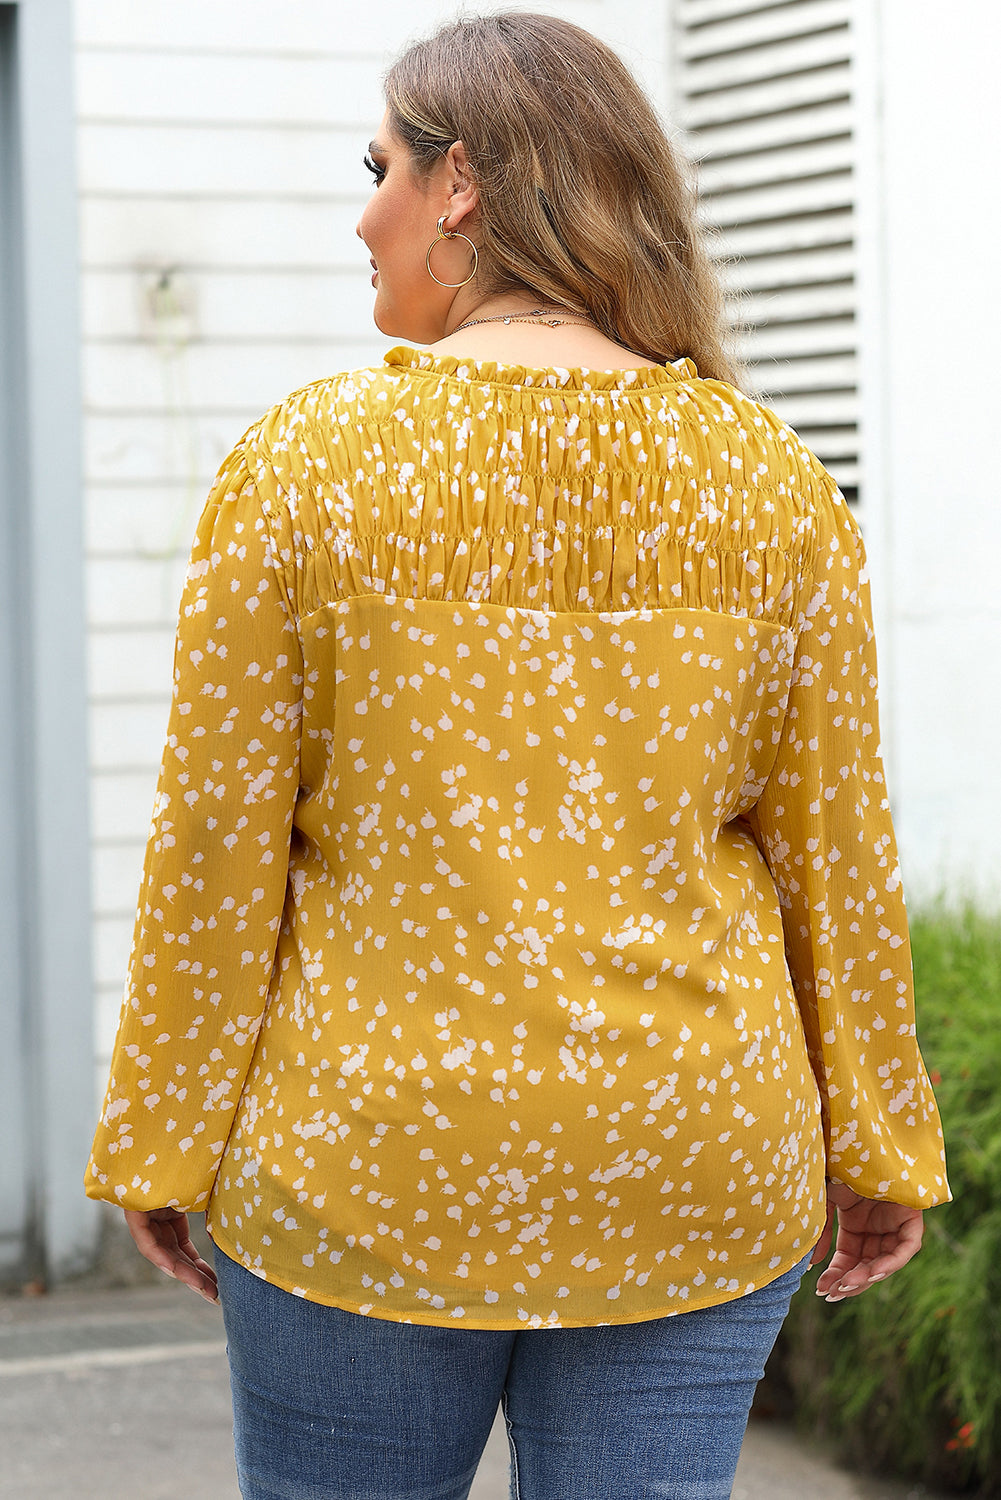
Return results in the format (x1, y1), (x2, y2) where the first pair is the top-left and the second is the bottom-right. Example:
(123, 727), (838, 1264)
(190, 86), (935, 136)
(851, 0), (896, 782)
(1, 0), (98, 1282)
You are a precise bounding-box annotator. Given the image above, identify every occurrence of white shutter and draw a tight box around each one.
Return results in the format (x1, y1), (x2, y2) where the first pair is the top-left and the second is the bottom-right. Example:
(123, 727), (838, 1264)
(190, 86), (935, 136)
(675, 0), (859, 501)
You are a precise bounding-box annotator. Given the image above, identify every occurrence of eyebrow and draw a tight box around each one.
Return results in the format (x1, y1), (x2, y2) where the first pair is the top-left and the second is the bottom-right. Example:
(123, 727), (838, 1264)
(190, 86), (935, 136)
(368, 140), (386, 155)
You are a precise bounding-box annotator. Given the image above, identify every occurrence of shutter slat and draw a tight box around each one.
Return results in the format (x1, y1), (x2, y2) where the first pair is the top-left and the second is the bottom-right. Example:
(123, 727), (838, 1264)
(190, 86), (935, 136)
(744, 352), (857, 392)
(760, 390), (857, 426)
(678, 0), (851, 60)
(692, 98), (853, 158)
(719, 244), (855, 293)
(684, 31), (851, 94)
(696, 136), (852, 194)
(698, 173), (853, 228)
(733, 317), (855, 359)
(791, 441), (858, 482)
(708, 208), (853, 258)
(737, 282), (855, 323)
(683, 67), (850, 128)
(827, 464), (858, 489)
(678, 0), (835, 26)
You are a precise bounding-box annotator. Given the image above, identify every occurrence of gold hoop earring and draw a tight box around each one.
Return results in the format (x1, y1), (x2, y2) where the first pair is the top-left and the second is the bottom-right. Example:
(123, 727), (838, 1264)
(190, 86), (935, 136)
(426, 214), (479, 288)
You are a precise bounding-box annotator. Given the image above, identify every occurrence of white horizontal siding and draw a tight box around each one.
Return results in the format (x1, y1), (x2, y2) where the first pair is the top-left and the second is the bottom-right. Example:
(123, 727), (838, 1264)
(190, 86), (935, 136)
(85, 484), (202, 555)
(94, 915), (135, 990)
(84, 269), (375, 340)
(87, 554), (188, 627)
(85, 413), (264, 481)
(74, 0), (608, 54)
(82, 196), (365, 269)
(91, 700), (173, 770)
(77, 0), (655, 1078)
(85, 342), (379, 412)
(95, 985), (126, 1062)
(79, 121), (375, 197)
(74, 0), (457, 53)
(77, 50), (380, 123)
(90, 768), (160, 840)
(88, 628), (175, 698)
(92, 840), (146, 916)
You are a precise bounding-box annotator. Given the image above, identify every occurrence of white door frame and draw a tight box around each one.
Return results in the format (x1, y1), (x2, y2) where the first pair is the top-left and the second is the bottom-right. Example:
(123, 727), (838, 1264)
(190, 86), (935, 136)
(0, 0), (97, 1282)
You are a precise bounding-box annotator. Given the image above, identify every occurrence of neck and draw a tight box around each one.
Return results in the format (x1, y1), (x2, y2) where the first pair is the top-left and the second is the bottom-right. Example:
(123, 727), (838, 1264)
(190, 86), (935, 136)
(426, 315), (661, 374)
(444, 292), (586, 334)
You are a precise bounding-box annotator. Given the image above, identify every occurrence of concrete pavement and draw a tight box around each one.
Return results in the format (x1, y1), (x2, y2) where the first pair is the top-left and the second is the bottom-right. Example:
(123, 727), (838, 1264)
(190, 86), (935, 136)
(0, 1276), (948, 1500)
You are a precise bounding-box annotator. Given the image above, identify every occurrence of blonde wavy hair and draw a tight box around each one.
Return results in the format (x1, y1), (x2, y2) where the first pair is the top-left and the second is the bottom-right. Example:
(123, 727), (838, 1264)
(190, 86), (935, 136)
(385, 11), (737, 383)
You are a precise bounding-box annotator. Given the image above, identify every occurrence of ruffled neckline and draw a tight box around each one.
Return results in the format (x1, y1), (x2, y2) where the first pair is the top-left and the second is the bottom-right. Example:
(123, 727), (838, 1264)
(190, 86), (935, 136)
(384, 343), (698, 392)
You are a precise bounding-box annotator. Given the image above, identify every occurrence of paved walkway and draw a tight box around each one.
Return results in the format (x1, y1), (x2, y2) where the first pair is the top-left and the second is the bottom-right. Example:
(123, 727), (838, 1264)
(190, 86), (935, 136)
(0, 1279), (948, 1500)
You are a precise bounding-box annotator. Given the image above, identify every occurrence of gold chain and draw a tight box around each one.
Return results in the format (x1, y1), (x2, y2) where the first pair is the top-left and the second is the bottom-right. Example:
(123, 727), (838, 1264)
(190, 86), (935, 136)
(453, 306), (597, 334)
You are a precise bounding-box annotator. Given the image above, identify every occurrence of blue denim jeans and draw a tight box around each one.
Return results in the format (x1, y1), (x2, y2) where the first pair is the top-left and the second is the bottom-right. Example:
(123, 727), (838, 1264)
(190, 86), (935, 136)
(215, 1248), (811, 1500)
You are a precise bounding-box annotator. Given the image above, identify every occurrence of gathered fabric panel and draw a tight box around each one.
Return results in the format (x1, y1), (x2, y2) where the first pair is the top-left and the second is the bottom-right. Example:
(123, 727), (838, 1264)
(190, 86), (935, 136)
(256, 348), (820, 628)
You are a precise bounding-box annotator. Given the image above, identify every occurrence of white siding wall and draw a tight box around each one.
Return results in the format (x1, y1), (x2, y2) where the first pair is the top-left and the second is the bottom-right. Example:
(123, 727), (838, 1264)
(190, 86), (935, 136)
(75, 0), (672, 1086)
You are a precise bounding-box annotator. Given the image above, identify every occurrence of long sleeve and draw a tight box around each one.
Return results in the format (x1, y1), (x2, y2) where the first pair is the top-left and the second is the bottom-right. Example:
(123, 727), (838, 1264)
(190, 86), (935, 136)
(86, 440), (303, 1211)
(746, 484), (949, 1208)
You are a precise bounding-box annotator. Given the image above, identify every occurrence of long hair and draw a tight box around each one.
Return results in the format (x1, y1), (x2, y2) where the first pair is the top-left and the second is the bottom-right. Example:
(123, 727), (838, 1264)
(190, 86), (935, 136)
(384, 11), (737, 382)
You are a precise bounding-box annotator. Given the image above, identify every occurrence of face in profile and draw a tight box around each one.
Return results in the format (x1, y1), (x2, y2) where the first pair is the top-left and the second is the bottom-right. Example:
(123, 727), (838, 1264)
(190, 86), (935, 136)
(357, 112), (477, 343)
(356, 113), (439, 342)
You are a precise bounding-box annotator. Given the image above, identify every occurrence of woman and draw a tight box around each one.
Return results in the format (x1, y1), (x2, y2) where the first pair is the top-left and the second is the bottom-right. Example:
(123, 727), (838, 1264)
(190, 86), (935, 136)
(87, 13), (949, 1499)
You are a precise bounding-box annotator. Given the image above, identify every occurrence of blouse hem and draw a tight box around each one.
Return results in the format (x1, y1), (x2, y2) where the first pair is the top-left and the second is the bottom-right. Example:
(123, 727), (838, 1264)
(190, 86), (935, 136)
(205, 1214), (826, 1333)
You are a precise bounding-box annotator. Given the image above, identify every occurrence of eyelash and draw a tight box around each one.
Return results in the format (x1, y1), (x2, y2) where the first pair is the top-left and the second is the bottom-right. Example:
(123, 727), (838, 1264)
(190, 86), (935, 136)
(363, 153), (386, 186)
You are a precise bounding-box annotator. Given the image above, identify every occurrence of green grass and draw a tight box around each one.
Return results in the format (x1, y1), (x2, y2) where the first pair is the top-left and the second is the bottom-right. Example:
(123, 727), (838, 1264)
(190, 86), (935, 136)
(769, 905), (1001, 1495)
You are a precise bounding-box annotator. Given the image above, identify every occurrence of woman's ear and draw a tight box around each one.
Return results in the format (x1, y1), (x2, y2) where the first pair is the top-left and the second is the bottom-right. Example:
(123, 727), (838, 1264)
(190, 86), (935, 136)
(443, 140), (479, 227)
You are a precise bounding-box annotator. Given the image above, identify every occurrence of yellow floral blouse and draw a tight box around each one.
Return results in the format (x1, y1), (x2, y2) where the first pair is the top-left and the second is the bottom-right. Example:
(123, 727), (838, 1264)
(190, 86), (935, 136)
(87, 346), (949, 1329)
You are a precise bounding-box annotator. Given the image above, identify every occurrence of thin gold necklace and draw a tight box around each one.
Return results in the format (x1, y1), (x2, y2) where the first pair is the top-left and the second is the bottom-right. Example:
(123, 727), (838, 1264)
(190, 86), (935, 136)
(453, 305), (598, 334)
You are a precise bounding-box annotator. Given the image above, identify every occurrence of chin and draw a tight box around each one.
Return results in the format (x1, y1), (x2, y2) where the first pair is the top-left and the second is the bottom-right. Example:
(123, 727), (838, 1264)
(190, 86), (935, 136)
(373, 303), (409, 340)
(372, 298), (434, 344)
